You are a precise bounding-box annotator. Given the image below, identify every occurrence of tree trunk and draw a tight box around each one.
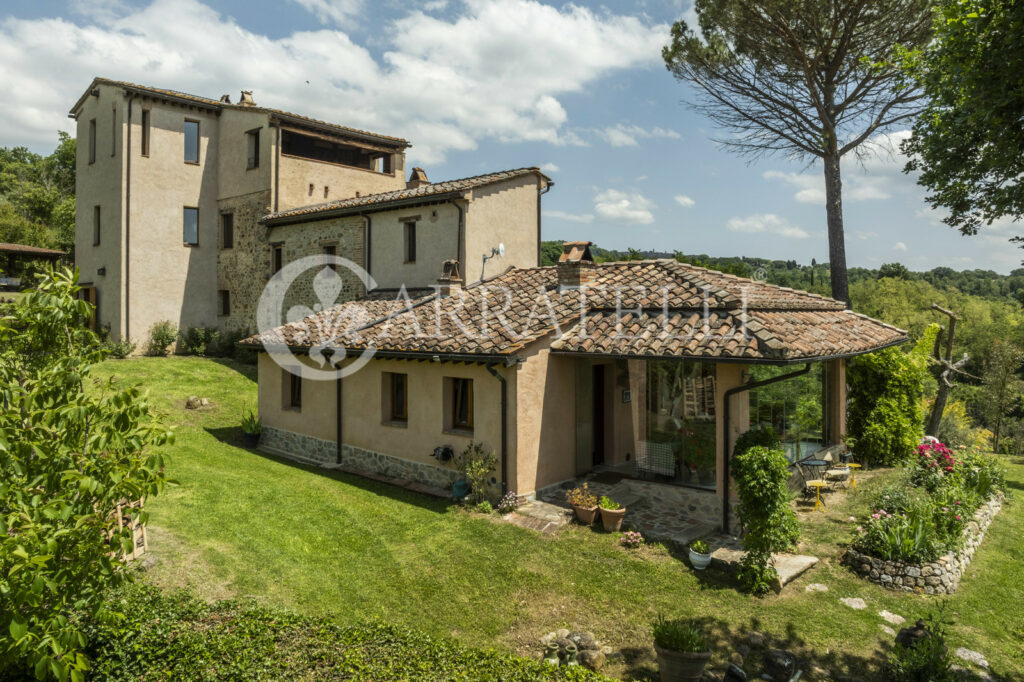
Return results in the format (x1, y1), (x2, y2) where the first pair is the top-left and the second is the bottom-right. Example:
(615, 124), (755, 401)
(822, 151), (851, 307)
(926, 384), (950, 437)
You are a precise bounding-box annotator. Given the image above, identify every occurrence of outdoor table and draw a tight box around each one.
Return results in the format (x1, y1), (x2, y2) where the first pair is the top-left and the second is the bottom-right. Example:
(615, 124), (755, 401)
(847, 462), (862, 488)
(802, 458), (829, 481)
(807, 480), (827, 511)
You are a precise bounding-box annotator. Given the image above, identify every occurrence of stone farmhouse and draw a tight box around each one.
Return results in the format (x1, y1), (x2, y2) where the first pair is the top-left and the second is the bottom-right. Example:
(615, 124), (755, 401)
(70, 77), (551, 343)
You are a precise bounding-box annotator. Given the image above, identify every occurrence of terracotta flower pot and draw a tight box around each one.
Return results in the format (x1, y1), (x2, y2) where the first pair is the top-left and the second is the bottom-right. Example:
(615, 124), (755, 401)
(654, 645), (711, 682)
(573, 504), (599, 525)
(599, 506), (626, 532)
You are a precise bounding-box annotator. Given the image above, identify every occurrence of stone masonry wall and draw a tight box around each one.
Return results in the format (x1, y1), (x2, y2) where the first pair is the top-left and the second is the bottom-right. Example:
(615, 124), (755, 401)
(217, 190), (273, 335)
(260, 425), (460, 491)
(843, 493), (1003, 594)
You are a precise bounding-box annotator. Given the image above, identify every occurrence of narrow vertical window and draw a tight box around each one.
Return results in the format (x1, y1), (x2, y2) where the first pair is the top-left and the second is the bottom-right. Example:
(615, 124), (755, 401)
(289, 372), (302, 409)
(391, 373), (408, 422)
(218, 290), (231, 316)
(451, 378), (473, 430)
(404, 222), (416, 263)
(322, 244), (336, 271)
(272, 244), (283, 274)
(88, 119), (96, 164)
(184, 119), (199, 163)
(221, 213), (234, 249)
(183, 207), (199, 245)
(93, 205), (101, 246)
(140, 109), (151, 156)
(246, 129), (260, 169)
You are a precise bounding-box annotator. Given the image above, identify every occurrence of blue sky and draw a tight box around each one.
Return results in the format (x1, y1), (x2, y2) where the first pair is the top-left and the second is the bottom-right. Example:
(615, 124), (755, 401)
(1, 0), (1019, 272)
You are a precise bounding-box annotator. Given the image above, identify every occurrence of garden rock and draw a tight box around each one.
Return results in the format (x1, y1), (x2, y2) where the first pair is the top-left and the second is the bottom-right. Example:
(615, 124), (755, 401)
(762, 648), (796, 681)
(736, 643), (750, 657)
(185, 396), (209, 409)
(554, 637), (573, 655)
(840, 597), (867, 610)
(954, 647), (988, 668)
(805, 582), (829, 592)
(879, 610), (905, 625)
(577, 649), (605, 672)
(576, 632), (599, 651)
(556, 628), (570, 639)
(745, 631), (766, 648)
(728, 651), (744, 668)
(722, 663), (748, 681)
(880, 624), (896, 637)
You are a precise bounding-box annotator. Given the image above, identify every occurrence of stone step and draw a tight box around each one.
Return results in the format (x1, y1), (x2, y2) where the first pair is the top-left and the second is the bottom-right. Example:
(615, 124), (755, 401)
(710, 546), (819, 590)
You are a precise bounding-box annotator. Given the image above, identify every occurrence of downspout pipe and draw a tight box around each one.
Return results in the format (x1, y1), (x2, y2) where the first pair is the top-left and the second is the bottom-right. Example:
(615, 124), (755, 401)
(721, 363), (812, 534)
(336, 373), (343, 465)
(359, 212), (373, 281)
(124, 91), (133, 342)
(448, 198), (465, 281)
(485, 363), (509, 494)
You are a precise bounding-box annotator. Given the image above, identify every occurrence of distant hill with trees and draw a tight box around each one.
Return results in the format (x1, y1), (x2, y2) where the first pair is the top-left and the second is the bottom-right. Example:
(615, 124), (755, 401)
(0, 133), (76, 259)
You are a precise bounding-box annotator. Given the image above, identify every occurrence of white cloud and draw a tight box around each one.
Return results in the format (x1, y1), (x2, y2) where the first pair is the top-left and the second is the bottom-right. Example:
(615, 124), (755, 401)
(855, 230), (879, 240)
(289, 0), (364, 25)
(674, 194), (695, 208)
(544, 209), (594, 224)
(598, 123), (681, 147)
(893, 241), (908, 252)
(0, 0), (668, 163)
(422, 0), (448, 10)
(540, 162), (560, 173)
(594, 189), (655, 225)
(726, 213), (811, 239)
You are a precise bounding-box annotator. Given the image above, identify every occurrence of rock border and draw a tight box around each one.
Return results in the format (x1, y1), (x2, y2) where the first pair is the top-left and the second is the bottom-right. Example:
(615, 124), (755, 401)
(843, 493), (1003, 594)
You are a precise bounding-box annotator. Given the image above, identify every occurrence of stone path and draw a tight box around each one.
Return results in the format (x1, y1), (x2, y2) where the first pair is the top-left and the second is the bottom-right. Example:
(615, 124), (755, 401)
(805, 583), (829, 592)
(955, 647), (989, 669)
(508, 500), (574, 534)
(839, 597), (867, 610)
(879, 610), (905, 625)
(708, 545), (819, 589)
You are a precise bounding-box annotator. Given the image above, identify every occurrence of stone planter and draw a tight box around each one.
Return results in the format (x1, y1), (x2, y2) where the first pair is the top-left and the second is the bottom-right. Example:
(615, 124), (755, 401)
(843, 493), (1003, 594)
(573, 505), (599, 525)
(688, 548), (712, 571)
(599, 506), (626, 532)
(654, 645), (711, 682)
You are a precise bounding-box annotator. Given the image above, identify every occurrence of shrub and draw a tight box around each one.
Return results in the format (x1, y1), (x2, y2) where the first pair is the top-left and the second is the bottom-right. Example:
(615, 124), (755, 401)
(147, 320), (178, 356)
(651, 616), (707, 653)
(690, 539), (709, 554)
(733, 426), (780, 456)
(454, 442), (498, 504)
(732, 446), (799, 595)
(854, 508), (937, 563)
(0, 269), (171, 680)
(241, 409), (262, 436)
(180, 326), (221, 357)
(83, 583), (605, 681)
(598, 495), (621, 510)
(566, 483), (598, 508)
(620, 531), (644, 549)
(847, 325), (935, 466)
(474, 500), (493, 514)
(934, 398), (991, 450)
(496, 491), (519, 514)
(885, 609), (956, 682)
(102, 338), (137, 359)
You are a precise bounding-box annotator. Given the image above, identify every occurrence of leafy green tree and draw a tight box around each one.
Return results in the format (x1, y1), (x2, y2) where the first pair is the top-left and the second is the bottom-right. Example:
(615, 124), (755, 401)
(0, 268), (172, 680)
(662, 0), (931, 305)
(980, 341), (1024, 453)
(903, 0), (1024, 243)
(0, 133), (76, 256)
(879, 262), (911, 280)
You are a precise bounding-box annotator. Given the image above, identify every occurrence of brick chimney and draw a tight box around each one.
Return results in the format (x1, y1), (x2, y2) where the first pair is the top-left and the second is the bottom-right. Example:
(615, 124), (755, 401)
(437, 259), (463, 297)
(407, 167), (429, 189)
(557, 241), (596, 290)
(219, 94), (232, 104)
(238, 90), (256, 106)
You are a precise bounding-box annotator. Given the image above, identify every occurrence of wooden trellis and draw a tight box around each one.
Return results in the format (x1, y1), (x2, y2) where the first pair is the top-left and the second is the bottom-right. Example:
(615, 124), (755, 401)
(111, 499), (148, 562)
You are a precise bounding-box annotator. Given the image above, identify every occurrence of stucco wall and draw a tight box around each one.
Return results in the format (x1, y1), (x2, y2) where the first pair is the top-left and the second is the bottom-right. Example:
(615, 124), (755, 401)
(217, 109), (272, 200)
(716, 363), (749, 498)
(368, 203), (461, 289)
(257, 352), (338, 442)
(463, 174), (541, 284)
(74, 83), (126, 337)
(513, 337), (575, 496)
(276, 148), (405, 211)
(127, 99), (221, 343)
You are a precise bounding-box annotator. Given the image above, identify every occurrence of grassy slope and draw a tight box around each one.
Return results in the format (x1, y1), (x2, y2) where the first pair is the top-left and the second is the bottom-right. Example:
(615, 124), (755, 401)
(97, 357), (1024, 681)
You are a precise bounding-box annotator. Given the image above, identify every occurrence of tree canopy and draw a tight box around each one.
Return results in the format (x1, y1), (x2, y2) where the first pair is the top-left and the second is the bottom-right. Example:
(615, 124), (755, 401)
(903, 0), (1024, 241)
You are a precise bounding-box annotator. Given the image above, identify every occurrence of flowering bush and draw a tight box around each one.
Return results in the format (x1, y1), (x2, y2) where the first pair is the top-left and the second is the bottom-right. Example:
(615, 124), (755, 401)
(496, 491), (520, 515)
(853, 507), (937, 562)
(565, 483), (598, 508)
(910, 441), (960, 493)
(620, 531), (644, 549)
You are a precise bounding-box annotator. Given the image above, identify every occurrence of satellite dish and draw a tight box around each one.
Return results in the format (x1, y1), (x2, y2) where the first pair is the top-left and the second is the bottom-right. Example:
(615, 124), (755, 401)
(498, 243), (505, 258)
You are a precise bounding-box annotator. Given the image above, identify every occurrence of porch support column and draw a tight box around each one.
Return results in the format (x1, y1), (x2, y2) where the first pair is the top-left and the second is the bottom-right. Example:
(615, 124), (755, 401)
(715, 364), (749, 501)
(827, 359), (847, 444)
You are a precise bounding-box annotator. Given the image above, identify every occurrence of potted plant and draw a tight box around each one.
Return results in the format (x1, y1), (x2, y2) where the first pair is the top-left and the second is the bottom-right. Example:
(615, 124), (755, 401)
(566, 483), (599, 525)
(688, 539), (712, 571)
(240, 409), (262, 448)
(599, 495), (627, 532)
(652, 615), (711, 682)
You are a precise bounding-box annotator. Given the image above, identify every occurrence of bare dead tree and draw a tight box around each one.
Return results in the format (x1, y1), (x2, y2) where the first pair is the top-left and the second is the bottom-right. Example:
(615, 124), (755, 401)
(926, 303), (974, 437)
(663, 0), (932, 305)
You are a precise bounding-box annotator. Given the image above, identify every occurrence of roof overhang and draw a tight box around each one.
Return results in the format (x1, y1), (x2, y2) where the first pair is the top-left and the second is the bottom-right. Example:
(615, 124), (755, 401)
(262, 192), (466, 227)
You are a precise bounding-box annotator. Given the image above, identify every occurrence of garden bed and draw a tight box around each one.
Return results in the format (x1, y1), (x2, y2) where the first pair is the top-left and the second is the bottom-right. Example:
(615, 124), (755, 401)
(843, 492), (1003, 594)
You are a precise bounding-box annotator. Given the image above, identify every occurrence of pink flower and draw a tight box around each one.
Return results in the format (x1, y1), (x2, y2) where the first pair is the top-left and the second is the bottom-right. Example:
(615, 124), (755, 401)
(856, 526), (863, 532)
(942, 507), (948, 512)
(956, 515), (962, 521)
(872, 513), (880, 519)
(848, 516), (856, 522)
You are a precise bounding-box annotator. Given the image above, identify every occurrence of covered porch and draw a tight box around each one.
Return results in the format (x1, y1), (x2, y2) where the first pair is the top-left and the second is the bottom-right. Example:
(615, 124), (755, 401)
(535, 355), (847, 541)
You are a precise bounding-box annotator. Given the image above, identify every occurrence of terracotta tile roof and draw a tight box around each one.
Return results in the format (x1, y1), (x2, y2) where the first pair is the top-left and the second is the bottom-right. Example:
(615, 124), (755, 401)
(261, 168), (548, 223)
(0, 243), (67, 257)
(242, 260), (907, 362)
(71, 78), (408, 147)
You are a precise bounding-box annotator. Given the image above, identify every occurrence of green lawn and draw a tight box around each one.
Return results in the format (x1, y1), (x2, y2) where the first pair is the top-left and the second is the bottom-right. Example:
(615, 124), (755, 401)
(97, 356), (1024, 681)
